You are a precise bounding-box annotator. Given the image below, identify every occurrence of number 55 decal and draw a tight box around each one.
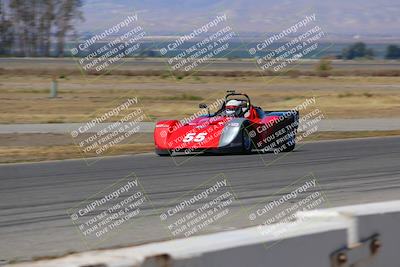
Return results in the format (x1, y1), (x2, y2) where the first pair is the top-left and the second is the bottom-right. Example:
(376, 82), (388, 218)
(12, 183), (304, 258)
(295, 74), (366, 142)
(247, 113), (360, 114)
(182, 132), (207, 142)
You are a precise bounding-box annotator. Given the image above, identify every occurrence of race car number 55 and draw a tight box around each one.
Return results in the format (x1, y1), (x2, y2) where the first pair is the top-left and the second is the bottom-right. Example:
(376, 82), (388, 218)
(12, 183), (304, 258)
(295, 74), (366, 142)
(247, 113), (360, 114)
(182, 132), (207, 142)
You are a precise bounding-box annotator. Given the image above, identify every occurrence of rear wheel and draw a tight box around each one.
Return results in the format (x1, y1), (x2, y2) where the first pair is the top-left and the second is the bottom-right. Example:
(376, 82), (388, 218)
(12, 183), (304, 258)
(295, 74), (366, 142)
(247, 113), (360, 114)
(242, 128), (252, 154)
(283, 142), (295, 152)
(283, 132), (296, 152)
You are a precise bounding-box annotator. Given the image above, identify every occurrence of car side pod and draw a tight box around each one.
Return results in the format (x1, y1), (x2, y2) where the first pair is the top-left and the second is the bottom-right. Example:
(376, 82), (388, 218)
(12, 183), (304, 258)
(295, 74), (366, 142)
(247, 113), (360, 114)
(218, 118), (251, 153)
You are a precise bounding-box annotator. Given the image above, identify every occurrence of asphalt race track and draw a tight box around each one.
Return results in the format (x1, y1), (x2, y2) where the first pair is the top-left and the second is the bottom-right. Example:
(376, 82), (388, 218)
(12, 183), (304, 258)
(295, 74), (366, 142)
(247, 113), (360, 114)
(1, 136), (399, 262)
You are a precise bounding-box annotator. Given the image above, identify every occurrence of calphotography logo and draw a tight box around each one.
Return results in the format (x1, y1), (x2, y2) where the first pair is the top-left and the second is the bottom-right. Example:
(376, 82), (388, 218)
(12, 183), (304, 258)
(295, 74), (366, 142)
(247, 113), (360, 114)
(70, 97), (149, 165)
(247, 96), (330, 167)
(71, 13), (147, 76)
(159, 14), (236, 76)
(159, 174), (243, 239)
(155, 97), (227, 166)
(67, 173), (150, 246)
(248, 13), (330, 73)
(247, 173), (330, 248)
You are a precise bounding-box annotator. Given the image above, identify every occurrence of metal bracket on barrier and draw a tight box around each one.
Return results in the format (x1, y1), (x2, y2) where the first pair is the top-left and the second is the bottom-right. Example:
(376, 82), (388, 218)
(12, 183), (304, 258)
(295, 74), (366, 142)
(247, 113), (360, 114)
(142, 253), (172, 267)
(331, 234), (381, 267)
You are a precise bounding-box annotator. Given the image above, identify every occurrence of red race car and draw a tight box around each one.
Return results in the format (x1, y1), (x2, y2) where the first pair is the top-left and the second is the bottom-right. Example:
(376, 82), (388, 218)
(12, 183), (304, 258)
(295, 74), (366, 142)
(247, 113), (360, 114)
(154, 91), (299, 156)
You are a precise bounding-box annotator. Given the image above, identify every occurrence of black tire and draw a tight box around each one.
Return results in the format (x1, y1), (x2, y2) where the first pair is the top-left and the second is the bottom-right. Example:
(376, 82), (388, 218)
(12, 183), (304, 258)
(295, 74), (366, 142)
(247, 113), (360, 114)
(242, 128), (252, 154)
(283, 133), (296, 152)
(155, 149), (171, 156)
(283, 142), (295, 152)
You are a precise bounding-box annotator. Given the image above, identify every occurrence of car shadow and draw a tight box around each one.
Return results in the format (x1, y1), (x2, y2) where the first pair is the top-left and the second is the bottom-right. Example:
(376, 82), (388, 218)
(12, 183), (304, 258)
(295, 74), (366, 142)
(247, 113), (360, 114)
(169, 149), (303, 157)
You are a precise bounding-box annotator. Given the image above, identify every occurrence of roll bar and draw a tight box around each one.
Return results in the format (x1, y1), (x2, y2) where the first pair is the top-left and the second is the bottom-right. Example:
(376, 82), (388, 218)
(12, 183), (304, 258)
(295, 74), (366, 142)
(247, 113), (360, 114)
(225, 90), (251, 106)
(225, 90), (251, 114)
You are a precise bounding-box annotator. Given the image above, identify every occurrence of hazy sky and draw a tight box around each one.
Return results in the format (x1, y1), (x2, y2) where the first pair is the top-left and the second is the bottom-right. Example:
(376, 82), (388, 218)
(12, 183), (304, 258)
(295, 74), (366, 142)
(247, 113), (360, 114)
(80, 0), (400, 36)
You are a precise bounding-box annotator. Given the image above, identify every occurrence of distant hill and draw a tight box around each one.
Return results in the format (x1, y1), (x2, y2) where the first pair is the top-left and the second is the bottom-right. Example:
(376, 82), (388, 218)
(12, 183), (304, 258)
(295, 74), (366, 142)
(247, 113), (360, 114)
(80, 0), (400, 38)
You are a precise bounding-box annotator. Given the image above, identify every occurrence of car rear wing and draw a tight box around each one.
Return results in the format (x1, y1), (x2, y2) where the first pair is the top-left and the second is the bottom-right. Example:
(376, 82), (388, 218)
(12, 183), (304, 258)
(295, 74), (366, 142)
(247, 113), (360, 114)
(264, 110), (299, 114)
(264, 110), (299, 119)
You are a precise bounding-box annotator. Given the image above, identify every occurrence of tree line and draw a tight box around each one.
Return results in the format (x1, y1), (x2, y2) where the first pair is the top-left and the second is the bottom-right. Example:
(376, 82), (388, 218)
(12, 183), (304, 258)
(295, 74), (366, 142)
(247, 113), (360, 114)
(0, 0), (83, 56)
(341, 42), (400, 60)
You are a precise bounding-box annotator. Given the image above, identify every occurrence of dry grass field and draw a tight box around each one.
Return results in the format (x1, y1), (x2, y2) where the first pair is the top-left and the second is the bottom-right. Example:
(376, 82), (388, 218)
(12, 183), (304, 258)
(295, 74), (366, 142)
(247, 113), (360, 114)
(1, 75), (400, 123)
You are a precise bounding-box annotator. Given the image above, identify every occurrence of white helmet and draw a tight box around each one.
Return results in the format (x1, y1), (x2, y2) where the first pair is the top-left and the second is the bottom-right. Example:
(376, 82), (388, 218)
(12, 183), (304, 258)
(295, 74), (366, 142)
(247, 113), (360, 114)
(225, 99), (246, 116)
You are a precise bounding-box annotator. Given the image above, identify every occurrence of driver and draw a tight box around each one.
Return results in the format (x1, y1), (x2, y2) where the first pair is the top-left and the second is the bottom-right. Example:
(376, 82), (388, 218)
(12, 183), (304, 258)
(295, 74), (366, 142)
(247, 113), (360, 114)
(225, 99), (247, 117)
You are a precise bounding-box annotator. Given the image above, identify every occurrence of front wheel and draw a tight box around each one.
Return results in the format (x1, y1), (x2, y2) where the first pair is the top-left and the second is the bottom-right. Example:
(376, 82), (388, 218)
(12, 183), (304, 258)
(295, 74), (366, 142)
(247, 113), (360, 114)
(155, 149), (171, 156)
(242, 128), (252, 154)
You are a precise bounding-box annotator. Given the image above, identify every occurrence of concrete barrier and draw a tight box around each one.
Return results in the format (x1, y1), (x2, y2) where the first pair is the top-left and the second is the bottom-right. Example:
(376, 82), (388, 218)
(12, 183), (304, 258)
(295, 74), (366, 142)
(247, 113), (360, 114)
(7, 200), (400, 267)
